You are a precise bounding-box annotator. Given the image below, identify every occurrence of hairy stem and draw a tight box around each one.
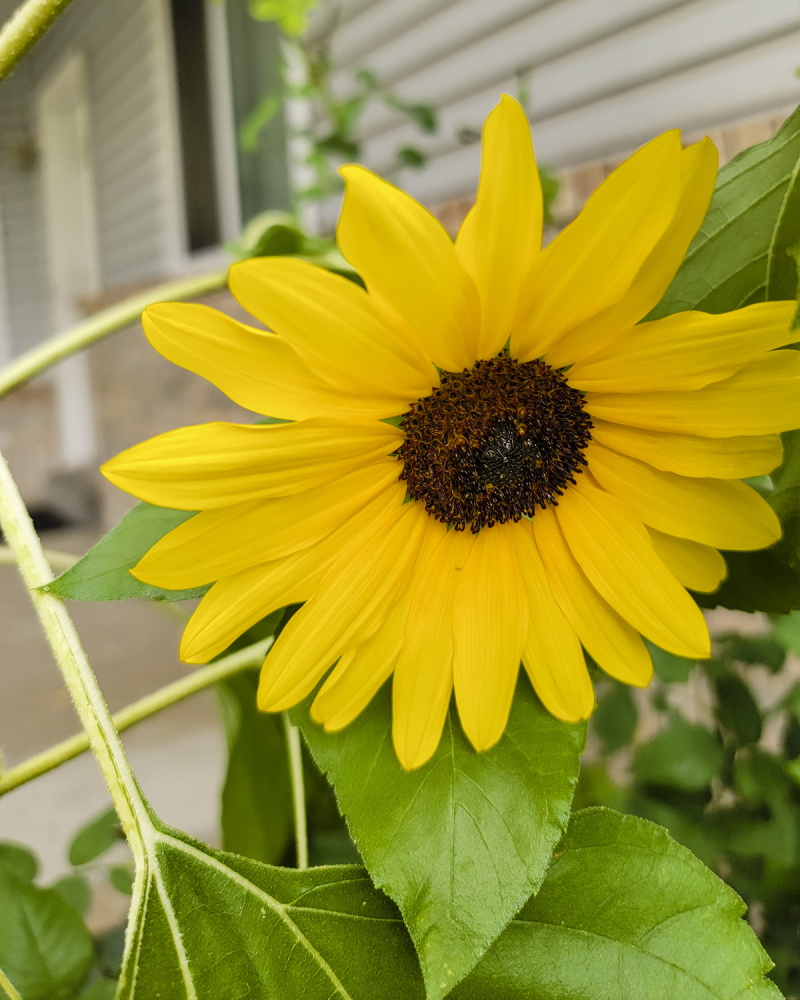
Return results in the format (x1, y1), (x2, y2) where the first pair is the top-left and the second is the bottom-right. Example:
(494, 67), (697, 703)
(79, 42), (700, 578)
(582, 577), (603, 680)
(0, 269), (226, 398)
(0, 545), (75, 571)
(283, 713), (308, 869)
(0, 639), (272, 797)
(0, 449), (148, 854)
(0, 0), (77, 79)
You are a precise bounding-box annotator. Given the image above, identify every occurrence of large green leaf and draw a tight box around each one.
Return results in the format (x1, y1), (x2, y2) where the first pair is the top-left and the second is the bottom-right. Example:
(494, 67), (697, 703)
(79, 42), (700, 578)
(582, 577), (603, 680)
(112, 806), (780, 999)
(42, 502), (207, 602)
(291, 677), (585, 1000)
(115, 812), (424, 1000)
(454, 808), (781, 1000)
(0, 864), (94, 1000)
(651, 104), (800, 318)
(217, 670), (293, 865)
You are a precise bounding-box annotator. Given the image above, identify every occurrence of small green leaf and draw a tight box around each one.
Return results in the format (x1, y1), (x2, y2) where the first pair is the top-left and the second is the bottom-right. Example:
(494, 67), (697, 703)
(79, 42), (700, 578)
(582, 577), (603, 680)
(0, 865), (93, 1000)
(454, 808), (782, 1000)
(239, 92), (281, 153)
(646, 640), (696, 682)
(68, 808), (121, 867)
(725, 634), (787, 672)
(43, 502), (208, 603)
(0, 841), (38, 881)
(396, 145), (426, 169)
(592, 683), (637, 752)
(109, 865), (134, 897)
(292, 677), (585, 999)
(695, 548), (800, 615)
(714, 674), (763, 745)
(633, 715), (724, 790)
(246, 0), (318, 35)
(218, 670), (293, 865)
(51, 872), (91, 916)
(773, 609), (800, 656)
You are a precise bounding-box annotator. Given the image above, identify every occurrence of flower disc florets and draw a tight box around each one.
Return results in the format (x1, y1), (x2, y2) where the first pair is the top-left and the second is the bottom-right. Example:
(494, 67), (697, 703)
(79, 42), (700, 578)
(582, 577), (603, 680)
(398, 354), (592, 531)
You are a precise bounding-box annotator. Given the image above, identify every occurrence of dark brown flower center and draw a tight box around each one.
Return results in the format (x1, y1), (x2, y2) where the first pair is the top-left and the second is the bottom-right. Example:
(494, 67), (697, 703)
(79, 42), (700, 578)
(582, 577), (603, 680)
(397, 354), (592, 532)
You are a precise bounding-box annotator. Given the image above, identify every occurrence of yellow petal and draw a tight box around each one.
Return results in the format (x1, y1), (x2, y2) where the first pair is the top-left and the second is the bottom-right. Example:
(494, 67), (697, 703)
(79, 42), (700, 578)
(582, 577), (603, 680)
(511, 131), (682, 362)
(258, 499), (429, 712)
(555, 478), (710, 659)
(179, 485), (408, 662)
(452, 522), (528, 752)
(455, 95), (542, 358)
(647, 527), (727, 594)
(133, 462), (403, 589)
(311, 518), (447, 731)
(337, 164), (480, 371)
(546, 138), (718, 367)
(567, 302), (796, 392)
(586, 440), (780, 550)
(532, 508), (652, 687)
(228, 256), (436, 397)
(393, 527), (475, 770)
(103, 418), (403, 510)
(143, 303), (406, 420)
(585, 350), (800, 437)
(589, 419), (783, 479)
(514, 520), (595, 721)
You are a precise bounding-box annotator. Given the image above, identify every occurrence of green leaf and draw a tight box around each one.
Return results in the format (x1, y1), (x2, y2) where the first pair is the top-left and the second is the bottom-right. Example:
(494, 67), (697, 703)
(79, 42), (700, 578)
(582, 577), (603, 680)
(68, 808), (121, 866)
(246, 0), (318, 35)
(714, 674), (763, 745)
(291, 678), (585, 999)
(78, 980), (118, 1000)
(109, 865), (134, 896)
(453, 808), (782, 1000)
(695, 549), (800, 615)
(772, 609), (800, 654)
(651, 104), (800, 318)
(396, 145), (427, 169)
(239, 92), (282, 153)
(42, 502), (208, 603)
(0, 841), (38, 881)
(646, 640), (696, 682)
(51, 873), (91, 916)
(633, 715), (724, 790)
(0, 865), (93, 1000)
(725, 634), (787, 672)
(217, 670), (293, 865)
(592, 683), (637, 752)
(115, 815), (426, 1000)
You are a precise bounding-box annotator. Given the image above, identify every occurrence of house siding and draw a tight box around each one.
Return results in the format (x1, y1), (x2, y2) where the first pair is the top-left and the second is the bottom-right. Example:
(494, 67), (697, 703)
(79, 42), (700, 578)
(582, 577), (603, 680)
(0, 0), (182, 355)
(312, 0), (800, 213)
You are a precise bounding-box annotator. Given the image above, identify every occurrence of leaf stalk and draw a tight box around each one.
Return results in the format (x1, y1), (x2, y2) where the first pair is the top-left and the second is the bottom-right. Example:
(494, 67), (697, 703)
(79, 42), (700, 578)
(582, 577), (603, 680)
(0, 0), (76, 80)
(0, 638), (272, 797)
(283, 713), (309, 869)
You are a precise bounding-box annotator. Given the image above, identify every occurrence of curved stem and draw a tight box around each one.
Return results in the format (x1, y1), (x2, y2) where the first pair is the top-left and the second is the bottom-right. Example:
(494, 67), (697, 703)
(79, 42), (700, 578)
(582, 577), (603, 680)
(283, 713), (308, 869)
(0, 0), (76, 80)
(0, 967), (21, 1000)
(0, 638), (272, 797)
(0, 449), (148, 854)
(0, 269), (226, 398)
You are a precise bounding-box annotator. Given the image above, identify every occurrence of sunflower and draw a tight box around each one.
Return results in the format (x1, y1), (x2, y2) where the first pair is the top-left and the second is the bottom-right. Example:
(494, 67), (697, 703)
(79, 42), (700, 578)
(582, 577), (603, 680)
(103, 96), (800, 770)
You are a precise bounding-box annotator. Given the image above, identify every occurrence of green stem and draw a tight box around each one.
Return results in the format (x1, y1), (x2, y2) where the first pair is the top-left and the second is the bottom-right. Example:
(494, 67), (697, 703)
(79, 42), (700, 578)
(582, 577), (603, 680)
(0, 0), (76, 79)
(0, 269), (226, 398)
(0, 448), (148, 855)
(283, 712), (308, 869)
(0, 545), (75, 571)
(0, 968), (21, 1000)
(0, 638), (272, 797)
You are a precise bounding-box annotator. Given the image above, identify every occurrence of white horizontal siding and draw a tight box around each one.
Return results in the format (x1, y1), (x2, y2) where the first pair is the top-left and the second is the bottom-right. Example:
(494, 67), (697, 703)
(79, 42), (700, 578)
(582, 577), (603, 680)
(0, 0), (180, 353)
(319, 0), (800, 210)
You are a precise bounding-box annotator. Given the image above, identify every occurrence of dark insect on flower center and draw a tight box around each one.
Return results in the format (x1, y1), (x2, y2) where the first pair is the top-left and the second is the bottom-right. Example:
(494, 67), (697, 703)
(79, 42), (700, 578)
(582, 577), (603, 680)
(397, 354), (592, 532)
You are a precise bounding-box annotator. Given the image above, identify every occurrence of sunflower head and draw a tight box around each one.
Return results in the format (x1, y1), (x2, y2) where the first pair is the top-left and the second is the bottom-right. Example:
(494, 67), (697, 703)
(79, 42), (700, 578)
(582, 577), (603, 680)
(103, 95), (798, 770)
